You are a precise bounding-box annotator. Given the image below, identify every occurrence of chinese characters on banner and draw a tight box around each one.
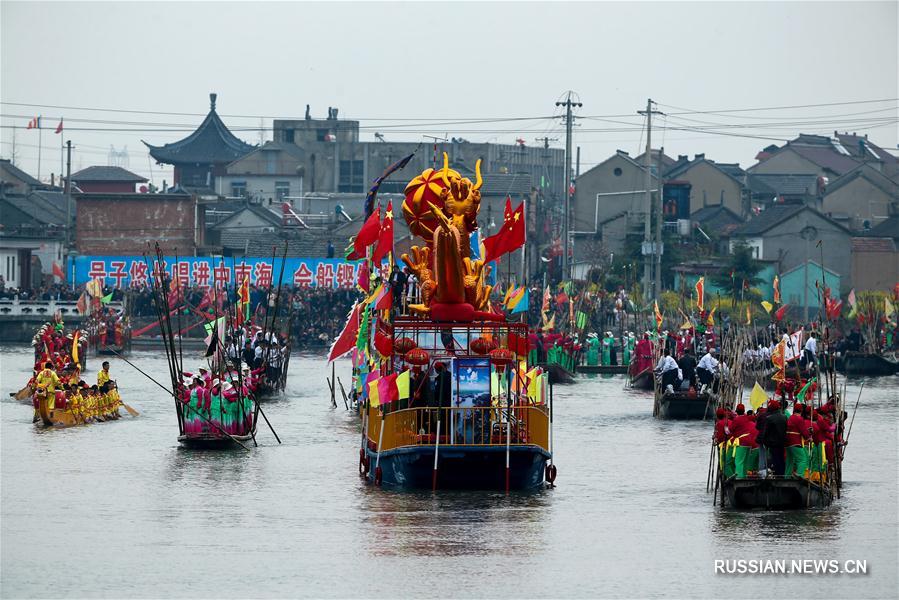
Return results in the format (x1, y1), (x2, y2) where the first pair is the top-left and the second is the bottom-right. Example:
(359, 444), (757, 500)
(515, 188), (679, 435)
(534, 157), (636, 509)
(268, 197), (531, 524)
(71, 256), (382, 290)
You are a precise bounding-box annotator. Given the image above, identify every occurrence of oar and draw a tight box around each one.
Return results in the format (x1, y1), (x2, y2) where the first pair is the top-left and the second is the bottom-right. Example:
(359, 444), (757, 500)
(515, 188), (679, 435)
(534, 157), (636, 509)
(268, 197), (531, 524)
(111, 380), (140, 417)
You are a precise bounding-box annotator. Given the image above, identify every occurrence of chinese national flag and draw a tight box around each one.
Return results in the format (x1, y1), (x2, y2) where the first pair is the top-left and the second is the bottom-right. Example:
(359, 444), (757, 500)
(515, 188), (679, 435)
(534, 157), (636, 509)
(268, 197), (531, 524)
(328, 303), (361, 362)
(55, 119), (63, 134)
(371, 200), (394, 265)
(346, 208), (380, 260)
(483, 200), (525, 262)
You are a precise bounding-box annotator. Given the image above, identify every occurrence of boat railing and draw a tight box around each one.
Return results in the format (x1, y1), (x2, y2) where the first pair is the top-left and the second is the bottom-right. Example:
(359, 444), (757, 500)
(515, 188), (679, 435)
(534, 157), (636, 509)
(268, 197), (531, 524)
(367, 403), (549, 453)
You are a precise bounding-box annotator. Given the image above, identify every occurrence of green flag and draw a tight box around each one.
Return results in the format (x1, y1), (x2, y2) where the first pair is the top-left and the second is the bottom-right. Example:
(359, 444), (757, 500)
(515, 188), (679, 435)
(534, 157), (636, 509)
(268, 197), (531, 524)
(796, 377), (817, 402)
(100, 293), (114, 304)
(576, 311), (587, 329)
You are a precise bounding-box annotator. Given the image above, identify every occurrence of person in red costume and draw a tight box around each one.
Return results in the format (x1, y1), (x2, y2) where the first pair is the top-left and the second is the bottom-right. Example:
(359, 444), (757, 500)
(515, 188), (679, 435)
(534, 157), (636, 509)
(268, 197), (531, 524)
(728, 404), (755, 478)
(634, 333), (654, 374)
(785, 402), (813, 478)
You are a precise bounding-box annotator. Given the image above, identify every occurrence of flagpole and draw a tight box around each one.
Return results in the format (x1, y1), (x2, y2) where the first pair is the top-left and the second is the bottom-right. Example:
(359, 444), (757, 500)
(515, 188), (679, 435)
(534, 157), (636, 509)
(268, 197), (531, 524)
(37, 121), (43, 181)
(60, 123), (64, 182)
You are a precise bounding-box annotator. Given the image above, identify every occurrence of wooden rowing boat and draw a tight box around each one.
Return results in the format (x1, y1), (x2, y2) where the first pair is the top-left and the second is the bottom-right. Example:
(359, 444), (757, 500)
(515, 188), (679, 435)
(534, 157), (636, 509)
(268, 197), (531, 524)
(657, 391), (717, 420)
(722, 476), (833, 509)
(834, 351), (899, 376)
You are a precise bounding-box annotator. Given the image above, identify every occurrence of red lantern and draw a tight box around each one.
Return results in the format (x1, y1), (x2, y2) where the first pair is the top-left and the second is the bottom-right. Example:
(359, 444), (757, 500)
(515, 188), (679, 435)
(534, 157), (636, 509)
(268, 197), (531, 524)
(395, 337), (417, 355)
(374, 332), (393, 357)
(470, 337), (496, 355)
(489, 347), (515, 372)
(405, 347), (430, 366)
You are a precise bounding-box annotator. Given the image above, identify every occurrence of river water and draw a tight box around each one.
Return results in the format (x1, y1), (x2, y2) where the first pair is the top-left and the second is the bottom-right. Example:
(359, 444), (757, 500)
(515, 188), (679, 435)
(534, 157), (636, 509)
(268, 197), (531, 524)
(1, 345), (896, 598)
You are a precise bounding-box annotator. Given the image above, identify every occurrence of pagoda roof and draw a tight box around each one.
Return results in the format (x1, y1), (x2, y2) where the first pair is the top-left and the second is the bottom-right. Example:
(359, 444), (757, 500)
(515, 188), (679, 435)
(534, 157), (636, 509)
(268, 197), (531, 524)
(143, 93), (256, 165)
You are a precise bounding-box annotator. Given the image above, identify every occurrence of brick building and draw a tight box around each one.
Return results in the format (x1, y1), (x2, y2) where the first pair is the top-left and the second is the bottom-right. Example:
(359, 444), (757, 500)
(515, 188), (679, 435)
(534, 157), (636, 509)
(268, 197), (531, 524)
(76, 192), (200, 255)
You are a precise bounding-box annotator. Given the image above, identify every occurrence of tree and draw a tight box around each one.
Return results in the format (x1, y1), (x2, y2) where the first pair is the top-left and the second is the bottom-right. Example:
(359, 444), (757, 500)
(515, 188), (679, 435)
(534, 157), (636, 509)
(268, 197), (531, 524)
(712, 241), (763, 297)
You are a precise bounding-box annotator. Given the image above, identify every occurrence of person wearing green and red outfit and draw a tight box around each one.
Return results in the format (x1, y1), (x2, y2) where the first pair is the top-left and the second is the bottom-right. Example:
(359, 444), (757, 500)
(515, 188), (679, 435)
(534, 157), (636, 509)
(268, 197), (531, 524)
(785, 402), (812, 478)
(728, 404), (755, 478)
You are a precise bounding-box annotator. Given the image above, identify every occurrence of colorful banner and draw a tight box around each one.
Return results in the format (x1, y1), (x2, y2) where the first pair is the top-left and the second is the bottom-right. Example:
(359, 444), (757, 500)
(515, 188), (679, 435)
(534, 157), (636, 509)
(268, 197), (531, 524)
(70, 255), (378, 290)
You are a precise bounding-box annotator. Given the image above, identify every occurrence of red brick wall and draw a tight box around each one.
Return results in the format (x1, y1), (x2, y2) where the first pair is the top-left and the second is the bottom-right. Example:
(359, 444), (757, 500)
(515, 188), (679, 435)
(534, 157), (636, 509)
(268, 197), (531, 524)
(76, 195), (196, 255)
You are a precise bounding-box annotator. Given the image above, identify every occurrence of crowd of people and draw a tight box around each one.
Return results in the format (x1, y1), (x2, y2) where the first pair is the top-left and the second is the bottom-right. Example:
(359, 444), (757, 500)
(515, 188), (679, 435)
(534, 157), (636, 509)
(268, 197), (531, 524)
(714, 396), (842, 483)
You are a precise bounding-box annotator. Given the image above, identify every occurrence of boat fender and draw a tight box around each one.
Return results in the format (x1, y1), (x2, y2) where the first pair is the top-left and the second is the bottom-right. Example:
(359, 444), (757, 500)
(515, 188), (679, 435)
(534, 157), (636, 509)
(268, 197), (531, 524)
(358, 449), (368, 475)
(545, 464), (557, 484)
(374, 466), (383, 486)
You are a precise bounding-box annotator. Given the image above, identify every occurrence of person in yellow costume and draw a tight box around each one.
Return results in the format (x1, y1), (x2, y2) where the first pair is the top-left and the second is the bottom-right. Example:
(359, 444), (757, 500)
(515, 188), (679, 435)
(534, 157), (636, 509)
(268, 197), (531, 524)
(106, 381), (122, 418)
(35, 362), (61, 416)
(97, 361), (111, 388)
(68, 384), (85, 424)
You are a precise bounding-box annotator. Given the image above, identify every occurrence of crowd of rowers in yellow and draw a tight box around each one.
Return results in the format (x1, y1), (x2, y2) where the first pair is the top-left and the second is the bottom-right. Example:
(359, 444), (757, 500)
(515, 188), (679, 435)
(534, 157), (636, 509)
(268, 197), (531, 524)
(32, 360), (123, 423)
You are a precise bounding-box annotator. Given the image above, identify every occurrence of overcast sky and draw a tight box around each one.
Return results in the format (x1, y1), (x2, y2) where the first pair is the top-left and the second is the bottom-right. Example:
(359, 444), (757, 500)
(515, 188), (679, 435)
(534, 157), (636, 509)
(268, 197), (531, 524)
(2, 1), (896, 187)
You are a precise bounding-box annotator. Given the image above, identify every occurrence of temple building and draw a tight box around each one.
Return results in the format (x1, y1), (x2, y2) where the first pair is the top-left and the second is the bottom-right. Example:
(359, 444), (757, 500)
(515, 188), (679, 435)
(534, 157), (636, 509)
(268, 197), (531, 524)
(143, 93), (255, 191)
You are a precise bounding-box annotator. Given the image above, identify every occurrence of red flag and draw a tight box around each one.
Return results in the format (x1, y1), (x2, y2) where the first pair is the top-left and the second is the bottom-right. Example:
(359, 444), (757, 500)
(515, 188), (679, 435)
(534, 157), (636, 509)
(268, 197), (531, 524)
(52, 261), (65, 281)
(375, 286), (393, 311)
(378, 372), (399, 404)
(555, 291), (569, 307)
(774, 303), (789, 322)
(371, 201), (394, 265)
(695, 277), (704, 312)
(356, 260), (370, 293)
(328, 303), (361, 362)
(483, 201), (525, 262)
(55, 119), (63, 134)
(346, 208), (380, 260)
(76, 292), (87, 315)
(26, 116), (40, 129)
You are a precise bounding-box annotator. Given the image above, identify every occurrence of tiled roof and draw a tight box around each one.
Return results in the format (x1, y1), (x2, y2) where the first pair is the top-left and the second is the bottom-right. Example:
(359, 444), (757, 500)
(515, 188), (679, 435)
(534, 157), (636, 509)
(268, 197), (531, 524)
(143, 95), (255, 165)
(835, 133), (897, 164)
(851, 237), (896, 252)
(664, 157), (745, 184)
(2, 194), (66, 226)
(479, 173), (533, 197)
(786, 143), (860, 176)
(212, 203), (283, 230)
(823, 163), (899, 198)
(731, 204), (806, 236)
(0, 159), (42, 187)
(691, 204), (743, 230)
(865, 215), (899, 239)
(747, 174), (819, 196)
(70, 165), (147, 183)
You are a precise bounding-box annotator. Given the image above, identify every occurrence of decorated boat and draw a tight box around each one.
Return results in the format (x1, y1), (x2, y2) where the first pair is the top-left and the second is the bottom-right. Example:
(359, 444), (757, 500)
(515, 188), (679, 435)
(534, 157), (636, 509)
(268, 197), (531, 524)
(333, 154), (555, 490)
(33, 381), (128, 428)
(143, 243), (279, 450)
(628, 364), (654, 390)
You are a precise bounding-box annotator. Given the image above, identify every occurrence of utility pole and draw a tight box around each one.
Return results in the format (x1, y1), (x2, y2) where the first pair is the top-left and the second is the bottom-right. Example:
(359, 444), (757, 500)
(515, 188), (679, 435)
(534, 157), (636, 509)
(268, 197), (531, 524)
(556, 92), (582, 281)
(65, 140), (72, 247)
(637, 99), (664, 301)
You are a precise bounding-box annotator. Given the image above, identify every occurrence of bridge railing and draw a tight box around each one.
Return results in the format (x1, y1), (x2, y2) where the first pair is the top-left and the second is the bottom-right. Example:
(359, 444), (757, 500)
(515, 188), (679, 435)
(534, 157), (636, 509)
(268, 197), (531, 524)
(0, 298), (124, 318)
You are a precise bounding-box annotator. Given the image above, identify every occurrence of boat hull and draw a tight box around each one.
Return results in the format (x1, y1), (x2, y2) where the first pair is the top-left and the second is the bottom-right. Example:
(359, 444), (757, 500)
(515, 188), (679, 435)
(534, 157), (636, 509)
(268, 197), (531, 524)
(658, 393), (716, 420)
(538, 363), (575, 385)
(723, 477), (832, 510)
(629, 368), (654, 390)
(178, 433), (255, 449)
(835, 352), (899, 376)
(577, 364), (628, 375)
(366, 445), (550, 490)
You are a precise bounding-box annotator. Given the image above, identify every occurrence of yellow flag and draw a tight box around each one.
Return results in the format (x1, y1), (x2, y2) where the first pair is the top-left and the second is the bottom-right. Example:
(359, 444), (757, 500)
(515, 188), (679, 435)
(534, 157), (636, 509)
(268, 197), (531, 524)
(886, 297), (896, 317)
(368, 379), (380, 407)
(749, 382), (767, 410)
(396, 370), (410, 400)
(706, 306), (716, 326)
(761, 300), (773, 314)
(71, 331), (80, 365)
